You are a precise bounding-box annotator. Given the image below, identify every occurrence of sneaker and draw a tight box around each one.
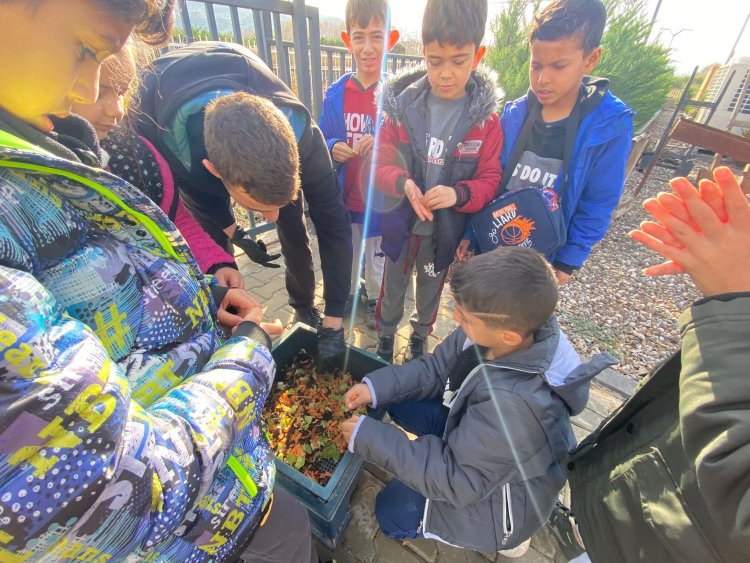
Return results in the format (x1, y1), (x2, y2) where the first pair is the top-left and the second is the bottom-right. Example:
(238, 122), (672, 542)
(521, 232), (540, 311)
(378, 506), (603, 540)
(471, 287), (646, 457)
(497, 538), (530, 558)
(294, 306), (323, 329)
(365, 300), (377, 330)
(408, 333), (426, 361)
(376, 335), (394, 363)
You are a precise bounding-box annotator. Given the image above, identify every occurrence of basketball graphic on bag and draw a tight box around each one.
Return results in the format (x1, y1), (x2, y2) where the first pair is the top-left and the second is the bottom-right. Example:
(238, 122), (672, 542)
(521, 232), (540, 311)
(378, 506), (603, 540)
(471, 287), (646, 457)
(500, 217), (536, 245)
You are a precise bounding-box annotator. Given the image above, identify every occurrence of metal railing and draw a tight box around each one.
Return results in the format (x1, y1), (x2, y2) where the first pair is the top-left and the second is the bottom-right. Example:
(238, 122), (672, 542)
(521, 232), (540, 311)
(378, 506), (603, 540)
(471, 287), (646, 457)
(173, 0), (421, 120)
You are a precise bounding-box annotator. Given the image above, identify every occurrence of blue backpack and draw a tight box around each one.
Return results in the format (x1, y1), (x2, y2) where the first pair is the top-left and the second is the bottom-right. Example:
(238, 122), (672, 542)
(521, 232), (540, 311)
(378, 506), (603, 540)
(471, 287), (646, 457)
(470, 95), (581, 257)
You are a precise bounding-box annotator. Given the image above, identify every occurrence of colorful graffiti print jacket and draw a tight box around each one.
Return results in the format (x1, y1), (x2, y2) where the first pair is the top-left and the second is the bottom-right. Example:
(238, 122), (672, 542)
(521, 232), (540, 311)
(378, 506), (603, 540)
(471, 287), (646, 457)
(0, 132), (275, 562)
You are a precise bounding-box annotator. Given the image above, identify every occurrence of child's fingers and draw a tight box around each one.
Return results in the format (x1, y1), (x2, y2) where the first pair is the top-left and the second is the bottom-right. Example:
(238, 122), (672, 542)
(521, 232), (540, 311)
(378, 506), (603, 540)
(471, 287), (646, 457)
(656, 191), (692, 224)
(629, 229), (683, 263)
(698, 179), (728, 222)
(642, 199), (698, 245)
(714, 166), (750, 222)
(670, 178), (725, 238)
(643, 261), (685, 277)
(638, 220), (684, 248)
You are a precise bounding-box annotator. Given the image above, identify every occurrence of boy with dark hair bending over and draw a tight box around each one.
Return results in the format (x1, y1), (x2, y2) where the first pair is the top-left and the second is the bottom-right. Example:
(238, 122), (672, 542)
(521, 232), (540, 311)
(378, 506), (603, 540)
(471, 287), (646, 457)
(341, 247), (614, 555)
(459, 0), (634, 284)
(374, 0), (503, 363)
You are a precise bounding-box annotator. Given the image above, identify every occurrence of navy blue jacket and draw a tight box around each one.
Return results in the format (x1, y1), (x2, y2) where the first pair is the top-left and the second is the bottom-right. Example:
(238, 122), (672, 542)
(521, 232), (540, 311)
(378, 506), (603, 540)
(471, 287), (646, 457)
(500, 85), (634, 269)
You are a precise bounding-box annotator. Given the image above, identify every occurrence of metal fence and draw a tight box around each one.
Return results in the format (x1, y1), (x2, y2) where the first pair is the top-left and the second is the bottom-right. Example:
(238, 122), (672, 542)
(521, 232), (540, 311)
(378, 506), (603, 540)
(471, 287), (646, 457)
(172, 0), (422, 120)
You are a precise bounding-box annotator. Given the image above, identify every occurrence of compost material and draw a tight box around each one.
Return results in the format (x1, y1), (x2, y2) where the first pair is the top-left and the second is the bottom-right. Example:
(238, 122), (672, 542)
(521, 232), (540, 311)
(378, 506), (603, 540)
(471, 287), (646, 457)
(264, 350), (365, 485)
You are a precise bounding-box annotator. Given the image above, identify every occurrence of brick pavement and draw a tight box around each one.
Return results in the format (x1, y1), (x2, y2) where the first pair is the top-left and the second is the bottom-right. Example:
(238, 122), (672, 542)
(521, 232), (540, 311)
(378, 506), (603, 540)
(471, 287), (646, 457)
(237, 235), (629, 563)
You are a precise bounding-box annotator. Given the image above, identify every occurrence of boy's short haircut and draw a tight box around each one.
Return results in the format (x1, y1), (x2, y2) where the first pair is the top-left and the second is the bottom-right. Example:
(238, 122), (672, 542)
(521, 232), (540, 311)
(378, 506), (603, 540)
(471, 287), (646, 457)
(204, 92), (300, 206)
(530, 0), (607, 54)
(345, 0), (389, 33)
(422, 0), (488, 49)
(450, 247), (558, 335)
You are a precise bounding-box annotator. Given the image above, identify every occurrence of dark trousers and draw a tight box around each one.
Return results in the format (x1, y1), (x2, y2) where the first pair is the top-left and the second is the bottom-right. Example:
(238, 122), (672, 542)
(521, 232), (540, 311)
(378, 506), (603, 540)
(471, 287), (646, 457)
(240, 487), (318, 563)
(375, 400), (449, 540)
(188, 195), (316, 313)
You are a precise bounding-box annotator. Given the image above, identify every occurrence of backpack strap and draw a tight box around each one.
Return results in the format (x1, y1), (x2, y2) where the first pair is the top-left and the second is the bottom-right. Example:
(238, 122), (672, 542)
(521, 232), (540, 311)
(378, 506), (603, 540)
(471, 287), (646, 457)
(0, 130), (53, 156)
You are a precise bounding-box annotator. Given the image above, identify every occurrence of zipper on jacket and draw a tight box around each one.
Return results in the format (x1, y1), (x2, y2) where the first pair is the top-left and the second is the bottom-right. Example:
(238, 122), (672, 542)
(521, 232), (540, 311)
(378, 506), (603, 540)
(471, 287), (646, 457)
(502, 483), (514, 546)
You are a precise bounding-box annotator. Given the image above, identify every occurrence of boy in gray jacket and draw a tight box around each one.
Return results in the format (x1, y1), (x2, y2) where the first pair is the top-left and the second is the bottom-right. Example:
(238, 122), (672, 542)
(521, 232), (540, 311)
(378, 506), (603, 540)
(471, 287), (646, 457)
(342, 247), (614, 553)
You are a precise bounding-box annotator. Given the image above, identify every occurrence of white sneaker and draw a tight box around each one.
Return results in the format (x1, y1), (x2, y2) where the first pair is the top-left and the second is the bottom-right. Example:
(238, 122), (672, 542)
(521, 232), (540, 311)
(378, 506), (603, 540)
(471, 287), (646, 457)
(497, 538), (531, 558)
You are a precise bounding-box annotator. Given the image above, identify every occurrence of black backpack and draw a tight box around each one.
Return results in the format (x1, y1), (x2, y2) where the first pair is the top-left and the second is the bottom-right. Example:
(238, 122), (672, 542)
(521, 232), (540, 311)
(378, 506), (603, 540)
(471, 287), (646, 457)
(134, 41), (309, 183)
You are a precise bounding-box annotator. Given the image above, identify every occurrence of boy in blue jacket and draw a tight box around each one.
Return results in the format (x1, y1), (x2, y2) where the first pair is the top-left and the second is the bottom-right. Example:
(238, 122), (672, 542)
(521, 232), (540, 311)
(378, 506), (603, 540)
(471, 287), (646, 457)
(458, 0), (634, 284)
(318, 0), (399, 329)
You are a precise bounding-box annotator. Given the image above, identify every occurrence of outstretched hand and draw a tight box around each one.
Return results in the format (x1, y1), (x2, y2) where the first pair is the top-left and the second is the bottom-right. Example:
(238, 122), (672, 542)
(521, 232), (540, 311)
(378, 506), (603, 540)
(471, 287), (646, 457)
(629, 167), (750, 296)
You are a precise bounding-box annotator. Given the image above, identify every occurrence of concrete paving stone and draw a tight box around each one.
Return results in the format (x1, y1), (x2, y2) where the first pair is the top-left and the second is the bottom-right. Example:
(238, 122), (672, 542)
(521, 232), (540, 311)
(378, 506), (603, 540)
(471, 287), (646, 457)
(437, 542), (498, 563)
(375, 532), (424, 563)
(571, 408), (605, 433)
(530, 526), (563, 560)
(336, 470), (385, 562)
(403, 537), (439, 561)
(497, 546), (553, 563)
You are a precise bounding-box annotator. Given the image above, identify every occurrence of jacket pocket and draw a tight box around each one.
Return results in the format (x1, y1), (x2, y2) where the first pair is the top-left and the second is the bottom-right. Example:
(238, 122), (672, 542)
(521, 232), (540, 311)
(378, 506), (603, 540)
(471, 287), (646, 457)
(573, 448), (721, 563)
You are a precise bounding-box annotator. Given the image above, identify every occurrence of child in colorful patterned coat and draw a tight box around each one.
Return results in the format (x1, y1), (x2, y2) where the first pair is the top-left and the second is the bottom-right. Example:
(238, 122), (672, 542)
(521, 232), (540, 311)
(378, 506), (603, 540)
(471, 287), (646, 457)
(0, 1), (314, 561)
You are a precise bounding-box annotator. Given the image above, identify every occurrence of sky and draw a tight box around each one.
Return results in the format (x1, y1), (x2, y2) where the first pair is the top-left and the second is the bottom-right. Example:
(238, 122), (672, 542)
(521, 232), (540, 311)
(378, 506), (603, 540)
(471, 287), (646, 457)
(307, 0), (750, 73)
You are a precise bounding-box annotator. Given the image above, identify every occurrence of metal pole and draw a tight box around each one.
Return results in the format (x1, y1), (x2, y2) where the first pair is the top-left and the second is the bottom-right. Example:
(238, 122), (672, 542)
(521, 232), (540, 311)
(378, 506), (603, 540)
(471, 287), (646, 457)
(725, 11), (750, 65)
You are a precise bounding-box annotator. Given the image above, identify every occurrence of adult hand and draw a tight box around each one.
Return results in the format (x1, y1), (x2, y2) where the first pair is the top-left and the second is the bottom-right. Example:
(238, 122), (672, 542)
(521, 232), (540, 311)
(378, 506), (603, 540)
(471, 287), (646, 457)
(629, 167), (750, 296)
(344, 383), (372, 410)
(455, 239), (474, 262)
(218, 288), (262, 329)
(332, 141), (357, 163)
(341, 415), (363, 444)
(354, 134), (374, 157)
(214, 266), (245, 289)
(404, 179), (433, 221)
(231, 227), (281, 268)
(422, 184), (457, 211)
(553, 268), (572, 285)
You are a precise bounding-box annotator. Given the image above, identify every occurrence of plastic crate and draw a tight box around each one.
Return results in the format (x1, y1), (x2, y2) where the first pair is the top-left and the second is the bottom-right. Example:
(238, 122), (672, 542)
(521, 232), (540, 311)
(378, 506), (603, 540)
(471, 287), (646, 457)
(270, 323), (388, 549)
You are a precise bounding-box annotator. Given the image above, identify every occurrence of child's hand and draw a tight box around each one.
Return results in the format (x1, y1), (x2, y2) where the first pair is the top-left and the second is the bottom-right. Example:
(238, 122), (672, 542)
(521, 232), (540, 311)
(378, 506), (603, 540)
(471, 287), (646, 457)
(455, 239), (474, 262)
(422, 185), (457, 211)
(341, 415), (363, 444)
(354, 134), (374, 156)
(332, 141), (357, 163)
(404, 179), (433, 221)
(552, 268), (572, 285)
(214, 266), (245, 289)
(260, 319), (284, 338)
(344, 383), (372, 410)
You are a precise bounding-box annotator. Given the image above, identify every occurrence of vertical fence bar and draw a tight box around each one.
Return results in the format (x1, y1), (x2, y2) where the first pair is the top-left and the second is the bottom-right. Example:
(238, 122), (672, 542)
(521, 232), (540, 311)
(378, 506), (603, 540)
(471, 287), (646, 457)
(308, 6), (323, 119)
(230, 6), (244, 46)
(252, 9), (270, 65)
(178, 0), (194, 42)
(326, 51), (334, 85)
(291, 0), (312, 109)
(273, 13), (291, 86)
(205, 3), (220, 40)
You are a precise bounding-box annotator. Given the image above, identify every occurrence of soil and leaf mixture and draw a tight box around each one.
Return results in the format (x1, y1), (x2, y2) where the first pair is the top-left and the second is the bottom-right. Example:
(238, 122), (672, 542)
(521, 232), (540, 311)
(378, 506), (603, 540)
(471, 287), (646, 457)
(264, 350), (366, 485)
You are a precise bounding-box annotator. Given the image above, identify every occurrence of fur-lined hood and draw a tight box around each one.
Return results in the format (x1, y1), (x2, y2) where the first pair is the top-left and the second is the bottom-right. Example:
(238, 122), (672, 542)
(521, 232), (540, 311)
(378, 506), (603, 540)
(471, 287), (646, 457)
(378, 64), (504, 127)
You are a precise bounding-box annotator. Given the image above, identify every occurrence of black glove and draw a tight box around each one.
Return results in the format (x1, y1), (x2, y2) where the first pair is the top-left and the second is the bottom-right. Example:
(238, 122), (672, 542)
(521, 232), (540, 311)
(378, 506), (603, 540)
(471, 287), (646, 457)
(231, 226), (282, 268)
(316, 327), (345, 371)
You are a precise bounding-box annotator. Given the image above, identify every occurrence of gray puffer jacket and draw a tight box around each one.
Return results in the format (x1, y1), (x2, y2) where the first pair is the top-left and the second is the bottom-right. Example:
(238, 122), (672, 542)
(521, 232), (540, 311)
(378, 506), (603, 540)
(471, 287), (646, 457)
(353, 318), (615, 552)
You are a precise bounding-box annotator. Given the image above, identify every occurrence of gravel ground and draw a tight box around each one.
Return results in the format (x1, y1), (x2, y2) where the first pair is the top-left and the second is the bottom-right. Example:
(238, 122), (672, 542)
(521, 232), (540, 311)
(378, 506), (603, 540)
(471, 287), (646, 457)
(556, 108), (705, 380)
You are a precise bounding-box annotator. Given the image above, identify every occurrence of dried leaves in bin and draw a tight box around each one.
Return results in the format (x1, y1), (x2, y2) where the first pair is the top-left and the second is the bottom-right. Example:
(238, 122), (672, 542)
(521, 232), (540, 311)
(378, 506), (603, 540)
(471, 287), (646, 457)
(264, 349), (365, 485)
